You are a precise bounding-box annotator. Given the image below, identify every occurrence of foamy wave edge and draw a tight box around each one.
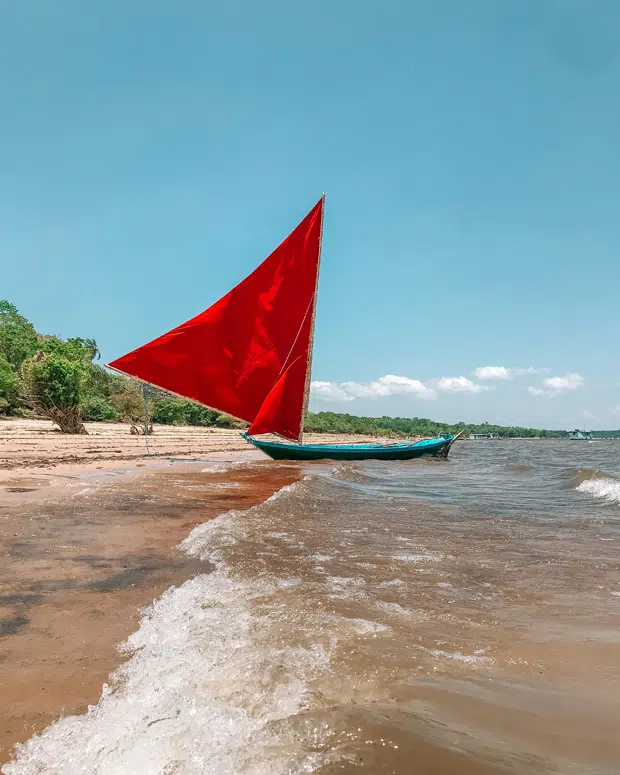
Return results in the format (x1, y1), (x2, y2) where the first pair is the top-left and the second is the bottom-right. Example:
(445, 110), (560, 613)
(576, 477), (620, 505)
(2, 475), (333, 775)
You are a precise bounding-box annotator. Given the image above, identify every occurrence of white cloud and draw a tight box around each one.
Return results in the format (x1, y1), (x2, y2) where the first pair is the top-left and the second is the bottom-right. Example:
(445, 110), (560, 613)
(528, 373), (584, 398)
(474, 366), (511, 380)
(543, 373), (584, 391)
(437, 376), (489, 394)
(514, 366), (550, 376)
(613, 405), (620, 416)
(310, 381), (355, 402)
(368, 374), (436, 398)
(582, 410), (596, 420)
(474, 366), (550, 380)
(313, 368), (583, 405)
(527, 386), (555, 397)
(311, 374), (436, 402)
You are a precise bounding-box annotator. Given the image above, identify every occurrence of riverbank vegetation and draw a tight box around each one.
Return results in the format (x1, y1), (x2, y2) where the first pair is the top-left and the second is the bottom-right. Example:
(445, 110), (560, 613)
(2, 301), (615, 438)
(304, 412), (566, 438)
(0, 300), (230, 433)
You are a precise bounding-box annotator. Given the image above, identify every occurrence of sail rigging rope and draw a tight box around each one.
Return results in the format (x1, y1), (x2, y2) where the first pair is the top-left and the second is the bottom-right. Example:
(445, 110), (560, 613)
(143, 383), (152, 457)
(276, 292), (316, 379)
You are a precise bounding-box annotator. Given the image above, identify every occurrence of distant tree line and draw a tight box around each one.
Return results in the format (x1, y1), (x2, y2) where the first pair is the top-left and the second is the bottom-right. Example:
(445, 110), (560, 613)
(304, 412), (566, 438)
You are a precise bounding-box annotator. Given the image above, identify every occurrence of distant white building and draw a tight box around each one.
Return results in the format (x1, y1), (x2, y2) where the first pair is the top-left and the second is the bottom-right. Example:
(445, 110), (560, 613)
(567, 429), (593, 440)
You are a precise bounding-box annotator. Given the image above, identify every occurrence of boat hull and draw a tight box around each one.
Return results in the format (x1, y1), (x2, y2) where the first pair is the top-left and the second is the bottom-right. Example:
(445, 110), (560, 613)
(244, 434), (456, 461)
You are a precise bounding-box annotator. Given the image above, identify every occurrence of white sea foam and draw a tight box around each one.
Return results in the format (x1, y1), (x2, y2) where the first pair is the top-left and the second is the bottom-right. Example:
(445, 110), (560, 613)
(347, 618), (391, 635)
(278, 577), (301, 588)
(199, 460), (255, 474)
(74, 487), (95, 496)
(266, 476), (312, 502)
(181, 478), (309, 562)
(429, 649), (492, 666)
(200, 463), (234, 473)
(392, 552), (442, 563)
(375, 601), (413, 617)
(327, 576), (365, 588)
(4, 480), (336, 775)
(4, 571), (334, 775)
(182, 508), (243, 563)
(576, 477), (620, 505)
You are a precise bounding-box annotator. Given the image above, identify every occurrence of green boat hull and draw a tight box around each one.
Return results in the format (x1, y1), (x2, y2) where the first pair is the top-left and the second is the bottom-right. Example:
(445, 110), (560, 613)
(244, 433), (456, 461)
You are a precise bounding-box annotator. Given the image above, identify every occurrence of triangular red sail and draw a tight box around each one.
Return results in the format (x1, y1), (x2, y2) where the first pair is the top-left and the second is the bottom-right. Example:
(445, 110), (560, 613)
(108, 198), (323, 441)
(247, 354), (308, 440)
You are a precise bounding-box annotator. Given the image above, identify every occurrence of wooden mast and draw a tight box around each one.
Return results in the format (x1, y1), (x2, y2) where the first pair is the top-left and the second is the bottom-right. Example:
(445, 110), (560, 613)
(299, 192), (325, 444)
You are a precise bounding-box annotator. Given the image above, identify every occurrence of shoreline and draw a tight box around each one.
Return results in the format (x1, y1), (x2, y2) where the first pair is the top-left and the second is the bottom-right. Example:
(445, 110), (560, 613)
(0, 437), (303, 766)
(0, 417), (396, 477)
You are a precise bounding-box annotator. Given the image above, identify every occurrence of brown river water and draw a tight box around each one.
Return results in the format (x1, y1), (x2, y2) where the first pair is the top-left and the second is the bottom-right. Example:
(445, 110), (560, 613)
(3, 440), (620, 774)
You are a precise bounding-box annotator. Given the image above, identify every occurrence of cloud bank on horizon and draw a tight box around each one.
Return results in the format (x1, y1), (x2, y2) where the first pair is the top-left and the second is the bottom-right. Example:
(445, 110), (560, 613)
(311, 366), (588, 405)
(311, 374), (435, 402)
(473, 366), (550, 380)
(308, 365), (620, 427)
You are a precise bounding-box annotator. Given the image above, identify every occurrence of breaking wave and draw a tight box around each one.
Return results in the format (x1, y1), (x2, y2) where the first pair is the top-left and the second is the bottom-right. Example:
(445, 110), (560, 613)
(576, 476), (620, 505)
(571, 468), (617, 488)
(3, 478), (337, 775)
(329, 463), (374, 484)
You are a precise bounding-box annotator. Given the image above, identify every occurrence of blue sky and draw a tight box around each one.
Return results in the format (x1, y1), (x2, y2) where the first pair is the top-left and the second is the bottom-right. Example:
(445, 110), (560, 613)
(1, 0), (618, 429)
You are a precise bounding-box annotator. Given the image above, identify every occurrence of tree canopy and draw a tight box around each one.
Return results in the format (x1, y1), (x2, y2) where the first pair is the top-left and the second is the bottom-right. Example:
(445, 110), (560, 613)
(0, 300), (244, 432)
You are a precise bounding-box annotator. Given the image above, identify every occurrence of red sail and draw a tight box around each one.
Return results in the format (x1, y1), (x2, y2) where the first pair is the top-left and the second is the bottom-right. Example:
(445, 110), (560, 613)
(108, 198), (323, 441)
(247, 354), (307, 440)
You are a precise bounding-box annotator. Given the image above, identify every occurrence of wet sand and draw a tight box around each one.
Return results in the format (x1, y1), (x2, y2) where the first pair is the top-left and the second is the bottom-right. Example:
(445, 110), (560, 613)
(0, 436), (303, 765)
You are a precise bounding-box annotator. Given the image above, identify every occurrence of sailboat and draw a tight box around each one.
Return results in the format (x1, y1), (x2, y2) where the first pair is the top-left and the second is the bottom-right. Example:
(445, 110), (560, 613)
(107, 197), (458, 461)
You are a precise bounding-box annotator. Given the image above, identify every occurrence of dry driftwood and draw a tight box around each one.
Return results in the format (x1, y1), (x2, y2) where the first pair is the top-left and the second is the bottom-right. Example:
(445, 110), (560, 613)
(33, 404), (87, 435)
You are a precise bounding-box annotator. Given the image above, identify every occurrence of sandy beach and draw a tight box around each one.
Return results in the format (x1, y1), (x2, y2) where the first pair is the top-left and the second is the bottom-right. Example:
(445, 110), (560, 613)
(0, 418), (251, 474)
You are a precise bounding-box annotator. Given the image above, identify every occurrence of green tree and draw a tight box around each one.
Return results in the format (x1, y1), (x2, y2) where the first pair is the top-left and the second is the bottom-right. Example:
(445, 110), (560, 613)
(0, 300), (38, 370)
(215, 413), (248, 429)
(0, 354), (17, 400)
(39, 336), (93, 365)
(21, 354), (87, 433)
(82, 338), (100, 361)
(151, 398), (189, 425)
(84, 363), (128, 400)
(81, 396), (119, 421)
(184, 402), (218, 426)
(109, 387), (146, 423)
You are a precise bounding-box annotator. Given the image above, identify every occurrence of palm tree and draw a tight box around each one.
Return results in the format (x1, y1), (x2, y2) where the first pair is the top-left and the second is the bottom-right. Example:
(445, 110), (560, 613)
(82, 338), (100, 361)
